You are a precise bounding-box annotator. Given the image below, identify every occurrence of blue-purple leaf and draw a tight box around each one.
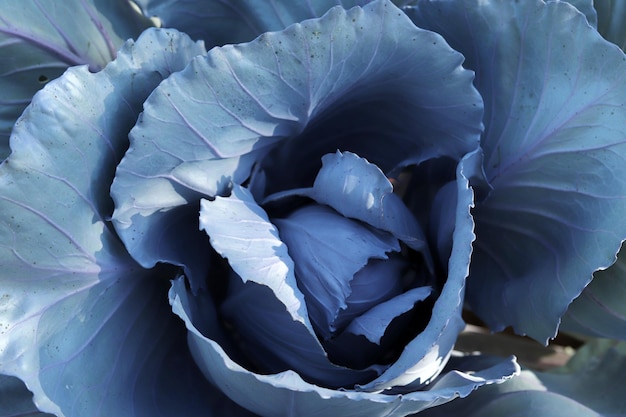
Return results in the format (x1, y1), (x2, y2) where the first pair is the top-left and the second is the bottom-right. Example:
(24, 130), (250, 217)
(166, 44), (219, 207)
(133, 0), (371, 48)
(0, 28), (231, 417)
(170, 274), (519, 417)
(408, 0), (626, 342)
(0, 0), (152, 159)
(419, 341), (626, 417)
(561, 247), (626, 339)
(199, 184), (309, 325)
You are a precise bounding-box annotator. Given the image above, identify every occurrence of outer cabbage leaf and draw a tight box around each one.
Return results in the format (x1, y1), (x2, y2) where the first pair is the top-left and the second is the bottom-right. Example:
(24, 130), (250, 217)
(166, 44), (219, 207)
(407, 0), (626, 342)
(170, 280), (519, 417)
(594, 0), (626, 50)
(0, 0), (153, 159)
(132, 0), (371, 48)
(0, 28), (241, 417)
(560, 245), (626, 339)
(110, 0), (483, 289)
(355, 150), (480, 392)
(418, 341), (626, 417)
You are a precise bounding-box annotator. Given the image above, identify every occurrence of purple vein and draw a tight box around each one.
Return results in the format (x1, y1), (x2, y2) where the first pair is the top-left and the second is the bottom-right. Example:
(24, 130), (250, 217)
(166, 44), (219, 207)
(97, 279), (153, 415)
(267, 0), (289, 28)
(220, 50), (286, 119)
(79, 0), (117, 60)
(0, 195), (97, 263)
(0, 22), (86, 68)
(584, 286), (626, 320)
(476, 214), (567, 296)
(31, 168), (105, 223)
(164, 93), (229, 159)
(486, 10), (532, 173)
(33, 0), (102, 70)
(4, 279), (97, 341)
(267, 39), (306, 100)
(311, 11), (339, 112)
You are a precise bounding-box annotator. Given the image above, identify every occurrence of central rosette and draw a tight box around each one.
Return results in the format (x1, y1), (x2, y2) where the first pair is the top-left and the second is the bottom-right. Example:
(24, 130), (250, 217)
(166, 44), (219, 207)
(203, 151), (439, 386)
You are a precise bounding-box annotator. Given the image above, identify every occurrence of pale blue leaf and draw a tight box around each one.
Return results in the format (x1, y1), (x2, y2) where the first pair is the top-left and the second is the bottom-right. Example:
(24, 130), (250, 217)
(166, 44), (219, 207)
(265, 151), (431, 259)
(408, 0), (626, 342)
(0, 28), (231, 417)
(274, 204), (401, 339)
(0, 375), (55, 417)
(0, 0), (153, 159)
(560, 245), (626, 339)
(170, 278), (519, 417)
(110, 0), (483, 272)
(356, 150), (479, 392)
(199, 184), (310, 325)
(345, 286), (432, 344)
(595, 0), (626, 50)
(419, 342), (626, 417)
(100, 32), (213, 293)
(132, 0), (371, 48)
